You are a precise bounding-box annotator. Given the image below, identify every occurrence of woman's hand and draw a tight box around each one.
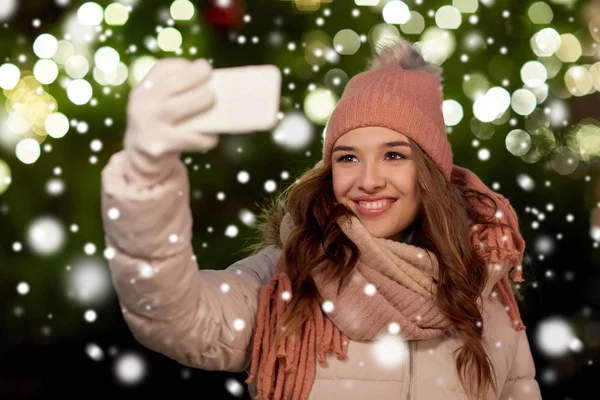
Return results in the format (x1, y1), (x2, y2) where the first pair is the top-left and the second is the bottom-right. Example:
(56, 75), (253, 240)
(123, 57), (220, 159)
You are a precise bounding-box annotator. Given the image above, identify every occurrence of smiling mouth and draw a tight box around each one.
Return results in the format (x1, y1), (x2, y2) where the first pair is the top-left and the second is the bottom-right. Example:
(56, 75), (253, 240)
(353, 199), (397, 216)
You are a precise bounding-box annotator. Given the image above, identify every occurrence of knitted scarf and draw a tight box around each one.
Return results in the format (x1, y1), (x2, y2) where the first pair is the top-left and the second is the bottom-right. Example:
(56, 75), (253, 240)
(245, 165), (526, 400)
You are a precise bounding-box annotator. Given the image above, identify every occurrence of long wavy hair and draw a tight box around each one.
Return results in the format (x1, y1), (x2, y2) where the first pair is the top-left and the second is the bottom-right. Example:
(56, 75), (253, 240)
(243, 140), (523, 400)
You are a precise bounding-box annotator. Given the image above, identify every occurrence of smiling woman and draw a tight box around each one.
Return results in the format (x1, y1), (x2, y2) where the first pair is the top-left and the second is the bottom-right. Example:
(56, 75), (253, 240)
(101, 37), (541, 400)
(240, 38), (541, 400)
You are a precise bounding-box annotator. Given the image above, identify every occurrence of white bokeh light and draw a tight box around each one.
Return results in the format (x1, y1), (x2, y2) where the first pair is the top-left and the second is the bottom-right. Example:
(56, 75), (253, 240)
(16, 139), (42, 164)
(272, 111), (314, 150)
(33, 59), (59, 84)
(66, 257), (112, 305)
(86, 343), (104, 361)
(0, 63), (20, 90)
(225, 378), (244, 397)
(517, 174), (535, 191)
(225, 225), (239, 238)
(94, 47), (120, 73)
(84, 309), (97, 322)
(114, 352), (146, 386)
(78, 2), (104, 26)
(67, 79), (93, 105)
(17, 282), (30, 295)
(382, 0), (411, 24)
(442, 99), (463, 126)
(237, 170), (250, 184)
(26, 215), (66, 256)
(45, 112), (70, 138)
(0, 0), (17, 21)
(511, 88), (537, 116)
(33, 34), (59, 59)
(535, 317), (577, 357)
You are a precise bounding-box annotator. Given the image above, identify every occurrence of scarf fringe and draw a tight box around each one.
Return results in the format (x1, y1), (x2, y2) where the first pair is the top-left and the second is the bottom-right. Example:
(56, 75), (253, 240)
(246, 270), (349, 400)
(471, 213), (526, 331)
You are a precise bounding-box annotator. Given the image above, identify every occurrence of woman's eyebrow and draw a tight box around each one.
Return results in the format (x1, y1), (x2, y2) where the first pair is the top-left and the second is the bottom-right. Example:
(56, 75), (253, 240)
(332, 141), (410, 153)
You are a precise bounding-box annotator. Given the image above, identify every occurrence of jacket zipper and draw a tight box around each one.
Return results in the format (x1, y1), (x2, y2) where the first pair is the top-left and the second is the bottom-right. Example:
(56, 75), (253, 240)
(407, 341), (414, 400)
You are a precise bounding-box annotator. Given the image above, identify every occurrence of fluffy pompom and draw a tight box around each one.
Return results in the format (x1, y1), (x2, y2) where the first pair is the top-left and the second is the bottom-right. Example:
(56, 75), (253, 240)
(366, 38), (443, 81)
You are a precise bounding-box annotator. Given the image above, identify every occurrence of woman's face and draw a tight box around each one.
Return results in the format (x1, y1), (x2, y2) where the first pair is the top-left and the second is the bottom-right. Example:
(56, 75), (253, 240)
(331, 127), (420, 241)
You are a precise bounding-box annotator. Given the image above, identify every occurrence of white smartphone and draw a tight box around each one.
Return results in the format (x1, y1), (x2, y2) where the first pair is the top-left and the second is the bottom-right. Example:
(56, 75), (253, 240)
(176, 64), (282, 134)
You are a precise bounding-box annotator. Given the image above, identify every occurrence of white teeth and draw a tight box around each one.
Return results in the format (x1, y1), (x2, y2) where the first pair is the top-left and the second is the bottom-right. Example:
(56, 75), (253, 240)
(358, 200), (394, 209)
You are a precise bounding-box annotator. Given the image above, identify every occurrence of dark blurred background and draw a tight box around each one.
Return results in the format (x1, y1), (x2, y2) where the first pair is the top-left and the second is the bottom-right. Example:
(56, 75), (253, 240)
(0, 0), (599, 398)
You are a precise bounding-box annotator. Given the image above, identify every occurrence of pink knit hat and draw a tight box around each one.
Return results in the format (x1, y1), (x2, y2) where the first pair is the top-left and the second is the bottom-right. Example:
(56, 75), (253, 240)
(322, 43), (452, 180)
(321, 38), (528, 331)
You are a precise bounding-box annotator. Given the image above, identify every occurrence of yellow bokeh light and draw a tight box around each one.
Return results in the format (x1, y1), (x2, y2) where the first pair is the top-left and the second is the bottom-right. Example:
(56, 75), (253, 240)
(537, 55), (562, 79)
(520, 61), (548, 88)
(548, 0), (576, 5)
(511, 88), (537, 116)
(531, 28), (561, 57)
(400, 11), (425, 35)
(45, 112), (70, 139)
(528, 2), (553, 24)
(462, 72), (489, 101)
(435, 6), (462, 30)
(333, 29), (361, 55)
(0, 158), (11, 195)
(104, 2), (129, 26)
(418, 27), (456, 65)
(505, 129), (532, 156)
(129, 55), (158, 87)
(453, 0), (478, 13)
(589, 62), (600, 91)
(170, 0), (195, 21)
(157, 27), (183, 52)
(574, 124), (600, 161)
(564, 65), (593, 96)
(53, 40), (75, 65)
(65, 55), (90, 79)
(556, 33), (582, 63)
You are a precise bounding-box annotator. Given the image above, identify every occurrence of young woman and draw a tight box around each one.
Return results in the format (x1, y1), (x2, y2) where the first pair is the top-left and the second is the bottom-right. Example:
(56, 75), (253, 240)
(101, 39), (541, 400)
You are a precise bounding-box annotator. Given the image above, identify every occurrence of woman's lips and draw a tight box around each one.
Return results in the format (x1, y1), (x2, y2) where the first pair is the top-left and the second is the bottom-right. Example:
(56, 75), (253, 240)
(354, 199), (397, 216)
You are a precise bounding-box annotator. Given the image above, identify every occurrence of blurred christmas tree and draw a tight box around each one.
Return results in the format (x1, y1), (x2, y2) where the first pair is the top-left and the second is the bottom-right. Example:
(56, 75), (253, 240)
(0, 0), (598, 398)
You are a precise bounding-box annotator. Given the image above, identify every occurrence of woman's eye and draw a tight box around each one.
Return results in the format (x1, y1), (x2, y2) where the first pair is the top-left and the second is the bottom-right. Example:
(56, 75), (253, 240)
(387, 152), (406, 160)
(337, 154), (355, 163)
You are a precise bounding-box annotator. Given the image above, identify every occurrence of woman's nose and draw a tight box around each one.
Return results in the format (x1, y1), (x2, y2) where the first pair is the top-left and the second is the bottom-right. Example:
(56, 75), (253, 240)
(357, 163), (385, 192)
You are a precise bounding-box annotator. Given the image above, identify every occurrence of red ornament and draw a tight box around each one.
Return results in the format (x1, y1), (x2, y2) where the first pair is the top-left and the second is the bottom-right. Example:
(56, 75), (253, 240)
(203, 0), (246, 34)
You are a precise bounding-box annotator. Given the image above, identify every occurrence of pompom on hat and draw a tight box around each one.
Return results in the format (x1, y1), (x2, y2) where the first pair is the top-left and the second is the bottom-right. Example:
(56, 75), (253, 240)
(321, 38), (527, 330)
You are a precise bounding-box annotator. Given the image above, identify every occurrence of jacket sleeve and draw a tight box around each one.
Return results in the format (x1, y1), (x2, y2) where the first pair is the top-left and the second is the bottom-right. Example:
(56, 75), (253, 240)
(100, 150), (280, 372)
(499, 329), (542, 399)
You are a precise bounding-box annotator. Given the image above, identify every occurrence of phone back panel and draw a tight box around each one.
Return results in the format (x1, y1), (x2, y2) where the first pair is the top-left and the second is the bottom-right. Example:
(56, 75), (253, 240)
(176, 64), (282, 134)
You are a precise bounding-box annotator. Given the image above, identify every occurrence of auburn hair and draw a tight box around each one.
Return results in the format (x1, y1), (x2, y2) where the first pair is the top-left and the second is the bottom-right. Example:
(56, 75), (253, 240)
(243, 140), (525, 399)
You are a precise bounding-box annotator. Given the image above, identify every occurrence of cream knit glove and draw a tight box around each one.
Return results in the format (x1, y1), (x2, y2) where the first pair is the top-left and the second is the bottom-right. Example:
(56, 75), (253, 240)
(122, 57), (219, 188)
